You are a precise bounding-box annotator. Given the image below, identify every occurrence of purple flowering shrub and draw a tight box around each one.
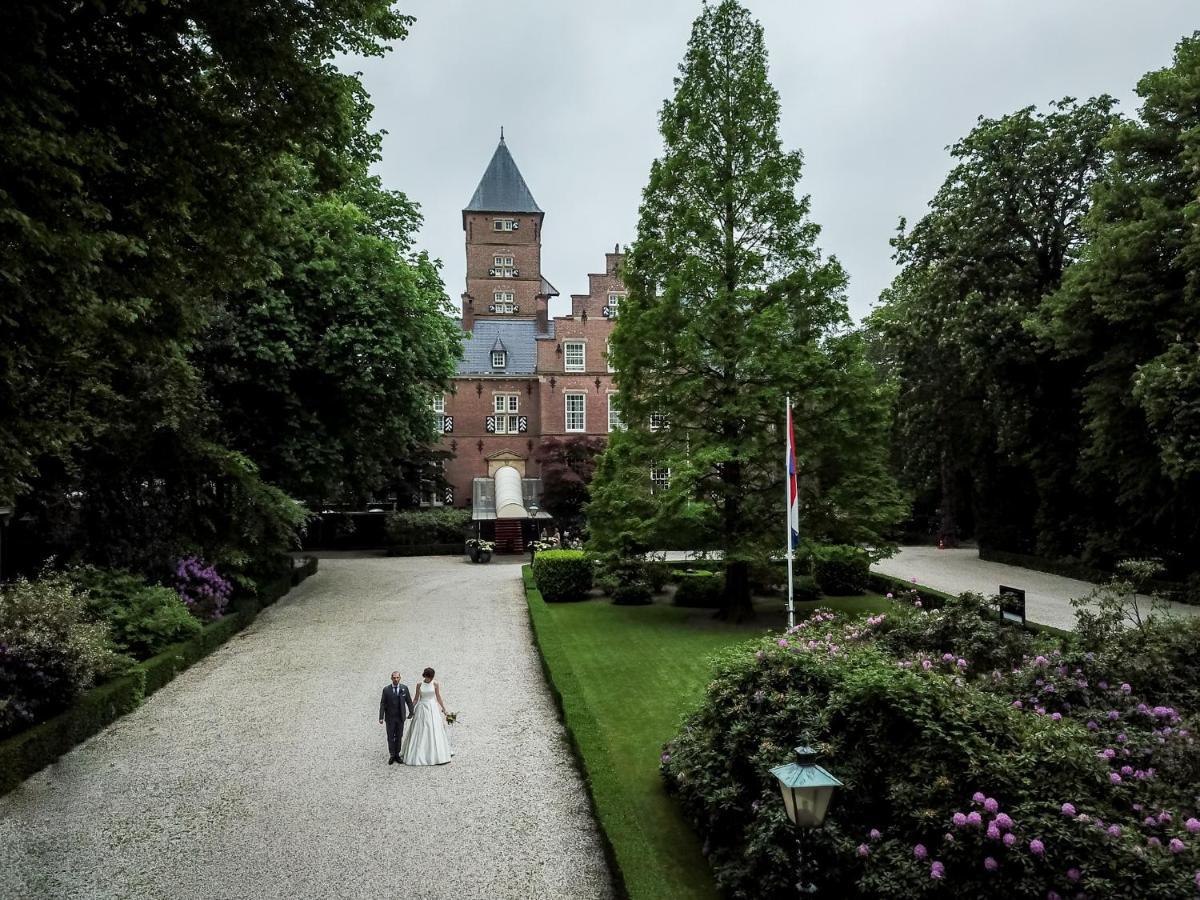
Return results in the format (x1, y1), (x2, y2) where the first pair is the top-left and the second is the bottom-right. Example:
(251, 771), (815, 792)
(661, 600), (1200, 898)
(173, 557), (232, 621)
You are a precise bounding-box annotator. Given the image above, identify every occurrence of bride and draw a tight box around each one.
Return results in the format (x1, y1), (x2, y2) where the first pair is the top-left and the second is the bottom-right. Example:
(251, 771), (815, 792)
(401, 667), (452, 765)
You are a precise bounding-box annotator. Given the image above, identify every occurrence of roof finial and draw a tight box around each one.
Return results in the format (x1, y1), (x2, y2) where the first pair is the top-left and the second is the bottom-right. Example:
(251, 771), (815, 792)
(500, 125), (505, 142)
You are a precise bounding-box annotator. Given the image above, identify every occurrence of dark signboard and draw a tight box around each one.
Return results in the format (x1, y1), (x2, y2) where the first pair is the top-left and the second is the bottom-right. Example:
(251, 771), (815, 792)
(999, 585), (1026, 625)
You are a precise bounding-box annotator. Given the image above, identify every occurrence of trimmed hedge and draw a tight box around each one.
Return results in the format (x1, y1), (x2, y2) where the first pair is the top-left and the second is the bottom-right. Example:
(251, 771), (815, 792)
(0, 557), (318, 798)
(385, 508), (471, 546)
(385, 543), (463, 557)
(532, 550), (594, 602)
(612, 582), (653, 606)
(672, 571), (725, 607)
(813, 544), (870, 595)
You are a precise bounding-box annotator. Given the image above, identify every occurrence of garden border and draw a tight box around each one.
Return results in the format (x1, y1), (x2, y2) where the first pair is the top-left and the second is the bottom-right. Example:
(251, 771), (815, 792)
(0, 556), (318, 798)
(522, 565), (630, 900)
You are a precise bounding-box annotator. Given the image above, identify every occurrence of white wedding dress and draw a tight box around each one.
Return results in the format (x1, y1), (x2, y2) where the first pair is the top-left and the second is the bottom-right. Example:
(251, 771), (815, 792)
(401, 681), (452, 765)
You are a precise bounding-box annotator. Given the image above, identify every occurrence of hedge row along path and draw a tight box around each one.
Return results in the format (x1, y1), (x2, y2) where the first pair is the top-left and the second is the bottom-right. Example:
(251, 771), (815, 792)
(872, 546), (1200, 631)
(0, 555), (613, 900)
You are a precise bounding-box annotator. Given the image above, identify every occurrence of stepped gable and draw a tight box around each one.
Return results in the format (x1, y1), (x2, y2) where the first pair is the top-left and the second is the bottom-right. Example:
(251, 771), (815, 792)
(465, 136), (542, 214)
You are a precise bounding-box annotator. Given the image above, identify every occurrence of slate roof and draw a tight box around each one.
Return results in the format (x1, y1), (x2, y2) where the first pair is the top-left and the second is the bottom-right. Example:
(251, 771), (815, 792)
(457, 319), (539, 374)
(465, 138), (542, 214)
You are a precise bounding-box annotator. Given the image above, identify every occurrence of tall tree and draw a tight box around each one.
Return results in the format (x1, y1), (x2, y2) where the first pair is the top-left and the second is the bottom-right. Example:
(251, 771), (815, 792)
(868, 97), (1118, 555)
(1038, 33), (1200, 573)
(590, 0), (904, 616)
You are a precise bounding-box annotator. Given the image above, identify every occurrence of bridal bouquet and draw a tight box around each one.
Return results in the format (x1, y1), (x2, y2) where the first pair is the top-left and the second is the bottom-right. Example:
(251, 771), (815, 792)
(444, 711), (458, 725)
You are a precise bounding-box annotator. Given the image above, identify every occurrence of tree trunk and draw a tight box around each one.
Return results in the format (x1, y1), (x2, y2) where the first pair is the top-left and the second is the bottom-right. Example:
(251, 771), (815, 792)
(716, 459), (754, 621)
(939, 450), (960, 548)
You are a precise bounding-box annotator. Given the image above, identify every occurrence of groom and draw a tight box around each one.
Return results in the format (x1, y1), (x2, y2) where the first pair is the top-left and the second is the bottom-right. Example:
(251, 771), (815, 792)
(378, 671), (414, 765)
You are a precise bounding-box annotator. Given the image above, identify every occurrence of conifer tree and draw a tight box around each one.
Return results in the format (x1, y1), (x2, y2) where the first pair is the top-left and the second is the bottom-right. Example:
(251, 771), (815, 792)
(590, 0), (904, 616)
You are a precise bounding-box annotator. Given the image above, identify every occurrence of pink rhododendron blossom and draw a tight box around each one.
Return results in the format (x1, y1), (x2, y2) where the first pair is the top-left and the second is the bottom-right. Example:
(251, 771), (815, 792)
(1186, 818), (1200, 834)
(995, 813), (1013, 830)
(1003, 833), (1016, 847)
(869, 829), (882, 841)
(952, 812), (968, 827)
(987, 823), (1001, 840)
(984, 797), (999, 814)
(1061, 803), (1076, 817)
(930, 861), (944, 879)
(1121, 683), (1132, 694)
(1067, 868), (1081, 883)
(1107, 825), (1122, 837)
(914, 844), (927, 860)
(984, 857), (998, 871)
(857, 843), (870, 858)
(966, 811), (982, 827)
(972, 791), (986, 805)
(1109, 772), (1122, 784)
(1170, 838), (1186, 854)
(777, 639), (788, 648)
(1029, 839), (1045, 856)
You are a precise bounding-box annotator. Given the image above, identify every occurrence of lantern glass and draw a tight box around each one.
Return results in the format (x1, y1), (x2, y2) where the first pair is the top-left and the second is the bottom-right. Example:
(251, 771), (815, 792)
(771, 746), (842, 828)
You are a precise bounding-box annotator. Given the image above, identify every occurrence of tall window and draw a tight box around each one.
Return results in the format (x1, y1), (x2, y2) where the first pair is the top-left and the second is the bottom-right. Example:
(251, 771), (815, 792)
(650, 466), (671, 494)
(565, 393), (585, 432)
(564, 341), (585, 372)
(493, 291), (515, 314)
(491, 350), (506, 369)
(493, 218), (516, 231)
(432, 396), (445, 414)
(432, 395), (445, 431)
(606, 340), (615, 373)
(493, 255), (515, 277)
(608, 394), (623, 432)
(606, 292), (624, 317)
(494, 394), (520, 434)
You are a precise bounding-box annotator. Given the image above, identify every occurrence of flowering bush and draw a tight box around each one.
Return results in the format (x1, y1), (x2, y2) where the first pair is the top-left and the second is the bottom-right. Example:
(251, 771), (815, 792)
(661, 597), (1200, 898)
(0, 573), (123, 736)
(173, 557), (232, 621)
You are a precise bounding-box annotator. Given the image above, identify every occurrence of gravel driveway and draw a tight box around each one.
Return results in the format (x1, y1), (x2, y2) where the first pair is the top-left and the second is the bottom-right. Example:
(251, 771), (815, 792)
(0, 556), (613, 900)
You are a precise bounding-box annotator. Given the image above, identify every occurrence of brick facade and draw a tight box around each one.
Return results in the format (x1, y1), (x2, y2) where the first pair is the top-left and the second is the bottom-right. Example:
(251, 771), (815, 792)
(434, 139), (623, 513)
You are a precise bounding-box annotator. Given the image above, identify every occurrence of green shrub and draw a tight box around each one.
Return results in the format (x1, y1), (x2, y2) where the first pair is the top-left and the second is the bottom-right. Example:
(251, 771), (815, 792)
(0, 573), (125, 737)
(73, 567), (202, 660)
(813, 545), (869, 595)
(595, 555), (656, 596)
(532, 550), (594, 602)
(792, 574), (820, 602)
(662, 605), (1200, 899)
(385, 508), (471, 546)
(644, 561), (670, 593)
(612, 582), (653, 605)
(673, 571), (725, 607)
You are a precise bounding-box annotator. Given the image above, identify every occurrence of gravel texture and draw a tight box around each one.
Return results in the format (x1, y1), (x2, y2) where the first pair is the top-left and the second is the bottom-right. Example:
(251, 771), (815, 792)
(873, 546), (1200, 632)
(0, 555), (614, 900)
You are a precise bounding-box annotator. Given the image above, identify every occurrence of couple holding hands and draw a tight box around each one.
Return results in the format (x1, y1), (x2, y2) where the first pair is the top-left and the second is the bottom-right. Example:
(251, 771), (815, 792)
(378, 667), (453, 766)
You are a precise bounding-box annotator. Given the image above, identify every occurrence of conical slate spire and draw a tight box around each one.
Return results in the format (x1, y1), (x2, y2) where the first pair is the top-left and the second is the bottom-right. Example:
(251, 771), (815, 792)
(465, 136), (542, 214)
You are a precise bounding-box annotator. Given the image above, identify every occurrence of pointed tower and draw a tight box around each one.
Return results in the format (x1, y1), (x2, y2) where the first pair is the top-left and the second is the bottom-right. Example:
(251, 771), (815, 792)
(461, 134), (557, 331)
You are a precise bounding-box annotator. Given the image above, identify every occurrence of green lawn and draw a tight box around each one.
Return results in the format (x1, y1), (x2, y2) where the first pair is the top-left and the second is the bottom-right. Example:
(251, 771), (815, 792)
(522, 567), (890, 900)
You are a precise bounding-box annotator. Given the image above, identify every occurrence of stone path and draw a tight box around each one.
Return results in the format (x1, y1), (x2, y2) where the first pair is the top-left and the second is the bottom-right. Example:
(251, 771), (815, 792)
(872, 546), (1200, 632)
(0, 556), (613, 900)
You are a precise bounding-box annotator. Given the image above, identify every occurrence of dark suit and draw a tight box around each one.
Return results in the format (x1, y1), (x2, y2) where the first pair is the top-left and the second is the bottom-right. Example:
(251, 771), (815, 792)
(379, 683), (414, 760)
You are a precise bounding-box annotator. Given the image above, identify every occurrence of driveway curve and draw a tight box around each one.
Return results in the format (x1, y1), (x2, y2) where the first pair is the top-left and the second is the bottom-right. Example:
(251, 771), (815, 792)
(0, 555), (613, 900)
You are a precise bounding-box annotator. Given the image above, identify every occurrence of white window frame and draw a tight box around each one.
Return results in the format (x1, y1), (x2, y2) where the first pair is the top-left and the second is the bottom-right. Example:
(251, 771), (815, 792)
(649, 411), (668, 431)
(491, 350), (506, 369)
(493, 218), (516, 232)
(607, 292), (624, 317)
(494, 394), (520, 434)
(608, 393), (622, 432)
(432, 396), (445, 414)
(564, 340), (585, 372)
(493, 290), (515, 314)
(565, 392), (586, 433)
(606, 340), (615, 373)
(650, 466), (671, 494)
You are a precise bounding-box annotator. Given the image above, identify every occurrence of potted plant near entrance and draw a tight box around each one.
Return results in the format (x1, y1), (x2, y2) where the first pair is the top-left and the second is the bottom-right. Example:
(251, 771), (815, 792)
(466, 539), (494, 563)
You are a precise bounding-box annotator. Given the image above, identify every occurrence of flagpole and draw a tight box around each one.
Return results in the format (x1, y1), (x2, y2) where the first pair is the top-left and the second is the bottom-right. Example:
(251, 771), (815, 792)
(786, 394), (795, 631)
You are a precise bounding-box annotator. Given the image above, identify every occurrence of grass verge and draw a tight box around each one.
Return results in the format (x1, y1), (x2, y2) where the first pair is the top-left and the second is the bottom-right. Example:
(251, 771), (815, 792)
(523, 566), (890, 900)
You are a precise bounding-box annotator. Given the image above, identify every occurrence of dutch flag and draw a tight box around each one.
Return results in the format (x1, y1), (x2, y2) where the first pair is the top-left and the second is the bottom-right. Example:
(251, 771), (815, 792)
(786, 400), (799, 551)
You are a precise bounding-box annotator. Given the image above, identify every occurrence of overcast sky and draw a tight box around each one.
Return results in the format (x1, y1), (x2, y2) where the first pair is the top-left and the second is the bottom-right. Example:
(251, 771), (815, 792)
(342, 1), (1197, 323)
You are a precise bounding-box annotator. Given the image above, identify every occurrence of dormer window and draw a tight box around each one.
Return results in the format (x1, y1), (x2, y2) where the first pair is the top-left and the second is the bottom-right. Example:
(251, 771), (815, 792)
(493, 218), (517, 231)
(492, 350), (507, 369)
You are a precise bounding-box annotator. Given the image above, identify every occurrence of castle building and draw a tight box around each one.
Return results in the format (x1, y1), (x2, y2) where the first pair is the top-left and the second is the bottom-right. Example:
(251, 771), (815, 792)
(432, 136), (625, 550)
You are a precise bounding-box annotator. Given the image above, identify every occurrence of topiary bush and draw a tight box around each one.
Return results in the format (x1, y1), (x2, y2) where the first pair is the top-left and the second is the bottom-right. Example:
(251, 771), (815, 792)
(673, 571), (725, 607)
(661, 605), (1200, 899)
(385, 508), (471, 546)
(0, 573), (124, 737)
(532, 550), (594, 602)
(612, 582), (653, 606)
(73, 567), (202, 660)
(813, 544), (870, 595)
